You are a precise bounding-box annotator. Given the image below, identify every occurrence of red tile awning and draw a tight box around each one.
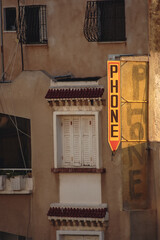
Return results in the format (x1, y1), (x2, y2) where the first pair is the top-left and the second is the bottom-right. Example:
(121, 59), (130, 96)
(47, 203), (109, 223)
(45, 87), (104, 100)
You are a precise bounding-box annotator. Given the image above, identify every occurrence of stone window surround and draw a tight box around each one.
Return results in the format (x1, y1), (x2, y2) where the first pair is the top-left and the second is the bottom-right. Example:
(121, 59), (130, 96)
(56, 230), (104, 240)
(53, 111), (101, 169)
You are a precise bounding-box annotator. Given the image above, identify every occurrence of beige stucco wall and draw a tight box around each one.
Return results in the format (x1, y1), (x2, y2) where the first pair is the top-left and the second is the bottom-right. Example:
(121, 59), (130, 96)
(1, 0), (148, 80)
(0, 71), (58, 239)
(0, 0), (152, 240)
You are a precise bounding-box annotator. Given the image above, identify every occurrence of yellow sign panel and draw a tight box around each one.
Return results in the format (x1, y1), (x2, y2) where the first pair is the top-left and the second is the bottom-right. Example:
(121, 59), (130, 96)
(108, 61), (121, 151)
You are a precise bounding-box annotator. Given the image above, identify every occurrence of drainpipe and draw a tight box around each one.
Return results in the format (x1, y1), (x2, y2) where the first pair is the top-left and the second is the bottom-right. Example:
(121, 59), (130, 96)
(0, 0), (5, 81)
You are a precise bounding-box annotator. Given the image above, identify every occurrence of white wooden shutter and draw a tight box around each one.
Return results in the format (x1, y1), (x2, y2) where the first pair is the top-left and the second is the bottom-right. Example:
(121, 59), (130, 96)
(81, 116), (96, 167)
(85, 236), (99, 240)
(64, 235), (98, 240)
(81, 116), (92, 166)
(73, 117), (82, 166)
(61, 115), (97, 168)
(62, 117), (72, 166)
(64, 236), (83, 240)
(91, 116), (97, 167)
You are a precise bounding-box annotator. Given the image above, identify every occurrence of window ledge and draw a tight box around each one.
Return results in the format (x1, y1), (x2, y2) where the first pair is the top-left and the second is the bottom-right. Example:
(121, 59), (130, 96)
(97, 41), (126, 44)
(24, 44), (48, 47)
(0, 190), (32, 195)
(51, 168), (106, 173)
(3, 30), (16, 33)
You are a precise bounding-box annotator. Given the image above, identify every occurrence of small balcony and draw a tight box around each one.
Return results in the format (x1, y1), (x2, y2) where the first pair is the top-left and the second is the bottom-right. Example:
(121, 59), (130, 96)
(0, 168), (33, 194)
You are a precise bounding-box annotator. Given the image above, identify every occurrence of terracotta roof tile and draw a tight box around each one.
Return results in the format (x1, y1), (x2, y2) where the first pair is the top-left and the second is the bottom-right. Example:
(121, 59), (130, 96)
(45, 87), (104, 99)
(47, 204), (108, 219)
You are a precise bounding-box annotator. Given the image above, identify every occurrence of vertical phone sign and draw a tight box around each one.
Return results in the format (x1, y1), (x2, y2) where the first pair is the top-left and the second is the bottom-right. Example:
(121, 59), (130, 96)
(108, 61), (121, 152)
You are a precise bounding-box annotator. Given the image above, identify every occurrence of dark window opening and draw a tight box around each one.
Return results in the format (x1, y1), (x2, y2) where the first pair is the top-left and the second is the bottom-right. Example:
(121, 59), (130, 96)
(19, 5), (47, 44)
(0, 232), (32, 240)
(0, 113), (31, 169)
(4, 7), (16, 31)
(84, 0), (126, 42)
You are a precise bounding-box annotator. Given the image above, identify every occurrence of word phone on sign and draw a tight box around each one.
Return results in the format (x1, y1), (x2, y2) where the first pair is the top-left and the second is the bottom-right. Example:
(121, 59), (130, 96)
(108, 61), (121, 152)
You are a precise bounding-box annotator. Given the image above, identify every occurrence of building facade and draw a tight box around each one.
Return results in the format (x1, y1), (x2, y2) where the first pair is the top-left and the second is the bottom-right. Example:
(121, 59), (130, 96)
(0, 0), (158, 240)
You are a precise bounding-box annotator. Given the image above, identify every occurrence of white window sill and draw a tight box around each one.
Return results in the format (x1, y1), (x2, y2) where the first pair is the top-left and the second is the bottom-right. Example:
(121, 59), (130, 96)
(24, 43), (48, 47)
(97, 41), (126, 44)
(3, 30), (16, 33)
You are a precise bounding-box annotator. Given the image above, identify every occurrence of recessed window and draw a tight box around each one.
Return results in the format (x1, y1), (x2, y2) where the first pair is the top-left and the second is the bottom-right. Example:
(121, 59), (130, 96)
(0, 232), (32, 240)
(84, 0), (126, 42)
(4, 7), (16, 31)
(54, 112), (100, 168)
(62, 235), (99, 240)
(0, 113), (31, 169)
(56, 230), (104, 240)
(19, 5), (47, 44)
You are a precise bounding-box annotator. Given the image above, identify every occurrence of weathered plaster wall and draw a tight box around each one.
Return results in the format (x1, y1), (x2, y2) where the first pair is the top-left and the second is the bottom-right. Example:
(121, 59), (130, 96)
(0, 0), (151, 240)
(0, 71), (58, 240)
(0, 195), (32, 237)
(149, 0), (160, 141)
(149, 1), (160, 239)
(1, 0), (148, 80)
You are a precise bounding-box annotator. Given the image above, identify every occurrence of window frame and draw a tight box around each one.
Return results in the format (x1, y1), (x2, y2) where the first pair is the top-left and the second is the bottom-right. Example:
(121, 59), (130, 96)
(0, 113), (31, 170)
(57, 230), (104, 240)
(84, 0), (126, 42)
(19, 5), (47, 45)
(53, 111), (100, 169)
(3, 7), (17, 32)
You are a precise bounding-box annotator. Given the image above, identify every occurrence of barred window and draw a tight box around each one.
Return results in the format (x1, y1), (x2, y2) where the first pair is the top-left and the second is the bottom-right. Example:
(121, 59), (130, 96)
(84, 0), (126, 42)
(19, 5), (47, 44)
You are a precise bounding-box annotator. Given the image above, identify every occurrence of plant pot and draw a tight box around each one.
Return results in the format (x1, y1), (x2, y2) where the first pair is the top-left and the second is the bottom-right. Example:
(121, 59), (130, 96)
(10, 176), (25, 191)
(26, 177), (33, 191)
(0, 175), (6, 190)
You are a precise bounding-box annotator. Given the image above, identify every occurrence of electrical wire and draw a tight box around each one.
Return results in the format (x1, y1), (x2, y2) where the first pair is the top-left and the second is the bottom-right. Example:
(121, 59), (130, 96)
(7, 42), (28, 169)
(8, 42), (19, 81)
(0, 41), (31, 138)
(1, 41), (19, 80)
(8, 115), (31, 138)
(0, 85), (30, 169)
(0, 39), (30, 169)
(14, 115), (27, 169)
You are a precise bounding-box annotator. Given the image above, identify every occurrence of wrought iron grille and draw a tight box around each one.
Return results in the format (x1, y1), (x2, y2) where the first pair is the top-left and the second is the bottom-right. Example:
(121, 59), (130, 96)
(84, 0), (126, 42)
(18, 5), (47, 44)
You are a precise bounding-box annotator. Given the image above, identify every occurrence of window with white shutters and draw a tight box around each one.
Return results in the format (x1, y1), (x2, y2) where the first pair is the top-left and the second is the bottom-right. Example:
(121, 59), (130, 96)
(63, 235), (99, 240)
(61, 116), (97, 167)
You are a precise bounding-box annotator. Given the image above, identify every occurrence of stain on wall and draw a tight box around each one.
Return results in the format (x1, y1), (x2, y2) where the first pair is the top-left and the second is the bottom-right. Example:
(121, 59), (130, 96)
(149, 0), (160, 52)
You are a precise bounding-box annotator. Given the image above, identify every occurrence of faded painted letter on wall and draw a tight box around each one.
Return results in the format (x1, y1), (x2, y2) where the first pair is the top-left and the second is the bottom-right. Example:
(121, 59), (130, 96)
(121, 60), (148, 209)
